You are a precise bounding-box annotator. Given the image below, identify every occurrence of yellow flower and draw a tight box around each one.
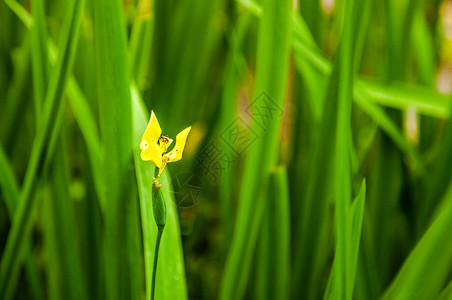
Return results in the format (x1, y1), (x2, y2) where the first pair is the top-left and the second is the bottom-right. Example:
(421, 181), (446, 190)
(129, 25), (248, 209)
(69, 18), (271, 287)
(140, 111), (191, 176)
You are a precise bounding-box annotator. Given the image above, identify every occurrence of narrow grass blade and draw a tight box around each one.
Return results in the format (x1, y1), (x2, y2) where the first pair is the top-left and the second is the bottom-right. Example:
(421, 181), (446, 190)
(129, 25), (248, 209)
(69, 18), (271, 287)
(438, 280), (452, 300)
(331, 0), (358, 297)
(3, 0), (32, 28)
(131, 84), (188, 300)
(42, 142), (87, 300)
(0, 146), (45, 300)
(0, 146), (19, 212)
(324, 180), (366, 299)
(419, 113), (452, 233)
(367, 133), (403, 287)
(219, 13), (252, 255)
(298, 0), (323, 43)
(354, 86), (424, 171)
(0, 0), (84, 298)
(92, 0), (143, 299)
(0, 37), (32, 150)
(30, 0), (49, 125)
(220, 0), (292, 298)
(236, 0), (262, 16)
(75, 155), (105, 300)
(382, 185), (452, 300)
(128, 0), (154, 87)
(359, 80), (450, 119)
(65, 79), (103, 203)
(348, 180), (366, 296)
(256, 167), (291, 300)
(355, 213), (382, 300)
(411, 12), (436, 85)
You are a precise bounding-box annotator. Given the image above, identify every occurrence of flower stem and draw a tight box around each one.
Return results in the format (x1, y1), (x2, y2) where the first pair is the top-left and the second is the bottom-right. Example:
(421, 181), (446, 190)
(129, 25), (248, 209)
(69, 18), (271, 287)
(154, 167), (159, 180)
(151, 225), (164, 300)
(150, 166), (165, 300)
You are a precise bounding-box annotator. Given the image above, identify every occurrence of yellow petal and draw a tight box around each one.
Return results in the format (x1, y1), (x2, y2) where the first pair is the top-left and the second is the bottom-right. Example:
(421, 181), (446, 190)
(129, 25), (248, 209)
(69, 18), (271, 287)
(158, 162), (167, 176)
(140, 140), (163, 168)
(164, 126), (191, 163)
(141, 111), (162, 146)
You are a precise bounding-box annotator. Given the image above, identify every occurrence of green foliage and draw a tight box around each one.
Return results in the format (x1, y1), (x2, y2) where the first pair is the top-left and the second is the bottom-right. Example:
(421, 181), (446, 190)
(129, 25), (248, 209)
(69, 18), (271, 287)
(220, 0), (292, 298)
(256, 167), (291, 300)
(1, 0), (452, 299)
(0, 0), (83, 298)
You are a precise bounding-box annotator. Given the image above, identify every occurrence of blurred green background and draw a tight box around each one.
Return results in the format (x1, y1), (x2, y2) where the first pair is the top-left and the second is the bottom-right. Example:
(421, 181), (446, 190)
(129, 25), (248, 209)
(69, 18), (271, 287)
(2, 0), (452, 299)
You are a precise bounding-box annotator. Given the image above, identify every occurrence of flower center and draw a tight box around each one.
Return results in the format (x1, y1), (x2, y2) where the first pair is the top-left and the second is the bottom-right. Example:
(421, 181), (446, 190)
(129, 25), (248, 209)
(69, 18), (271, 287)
(158, 136), (172, 154)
